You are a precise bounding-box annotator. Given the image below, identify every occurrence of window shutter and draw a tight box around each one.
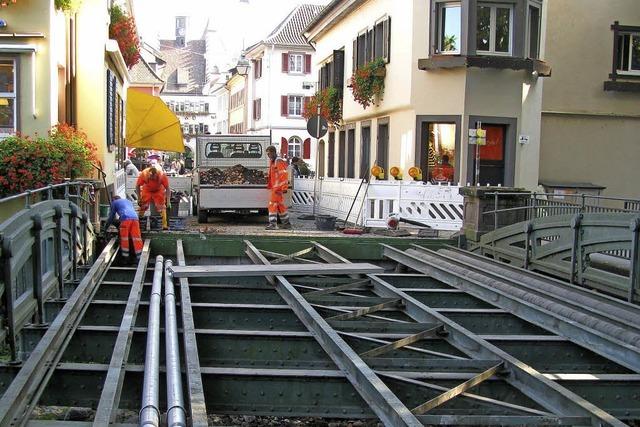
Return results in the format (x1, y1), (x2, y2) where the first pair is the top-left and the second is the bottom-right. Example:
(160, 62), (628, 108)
(366, 29), (374, 63)
(258, 59), (262, 78)
(352, 39), (357, 72)
(282, 53), (289, 73)
(384, 16), (392, 63)
(303, 96), (311, 116)
(281, 137), (288, 156)
(333, 50), (345, 93)
(281, 95), (288, 116)
(303, 138), (311, 159)
(253, 100), (257, 120)
(304, 54), (312, 74)
(257, 99), (261, 120)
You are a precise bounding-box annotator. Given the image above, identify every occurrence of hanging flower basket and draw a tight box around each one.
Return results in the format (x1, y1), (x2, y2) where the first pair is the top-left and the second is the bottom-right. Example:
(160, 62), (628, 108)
(349, 58), (386, 109)
(302, 87), (343, 128)
(109, 4), (141, 69)
(54, 0), (82, 12)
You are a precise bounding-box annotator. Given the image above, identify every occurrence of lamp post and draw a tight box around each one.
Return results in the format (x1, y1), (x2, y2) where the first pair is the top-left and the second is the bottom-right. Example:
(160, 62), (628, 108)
(235, 53), (251, 134)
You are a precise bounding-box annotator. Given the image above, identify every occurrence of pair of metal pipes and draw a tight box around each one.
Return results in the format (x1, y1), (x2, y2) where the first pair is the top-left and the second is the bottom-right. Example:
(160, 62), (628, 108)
(140, 256), (187, 427)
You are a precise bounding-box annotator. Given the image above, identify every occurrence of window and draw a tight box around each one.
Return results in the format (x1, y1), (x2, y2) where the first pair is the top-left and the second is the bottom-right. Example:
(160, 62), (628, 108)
(288, 95), (303, 117)
(438, 2), (461, 53)
(347, 128), (355, 178)
(526, 2), (541, 59)
(376, 121), (389, 174)
(426, 123), (456, 183)
(476, 3), (513, 55)
(353, 18), (392, 71)
(253, 99), (261, 120)
(254, 58), (263, 79)
(319, 50), (345, 93)
(616, 30), (640, 74)
(288, 136), (302, 158)
(289, 54), (303, 73)
(359, 125), (371, 179)
(0, 59), (16, 136)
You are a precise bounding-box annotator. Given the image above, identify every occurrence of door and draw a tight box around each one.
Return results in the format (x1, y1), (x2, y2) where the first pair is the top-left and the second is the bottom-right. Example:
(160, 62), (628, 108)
(474, 124), (506, 186)
(360, 126), (371, 179)
(318, 139), (325, 177)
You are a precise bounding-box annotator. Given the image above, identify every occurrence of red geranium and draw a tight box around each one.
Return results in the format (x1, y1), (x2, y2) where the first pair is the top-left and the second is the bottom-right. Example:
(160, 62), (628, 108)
(109, 5), (140, 69)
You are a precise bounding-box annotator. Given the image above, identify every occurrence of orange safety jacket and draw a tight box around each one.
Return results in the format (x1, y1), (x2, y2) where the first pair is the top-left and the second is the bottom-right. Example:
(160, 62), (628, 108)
(136, 167), (169, 193)
(267, 157), (289, 193)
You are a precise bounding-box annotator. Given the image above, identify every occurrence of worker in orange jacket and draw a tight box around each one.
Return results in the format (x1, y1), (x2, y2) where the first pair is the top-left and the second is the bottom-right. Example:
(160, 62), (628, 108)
(136, 161), (170, 230)
(265, 145), (292, 230)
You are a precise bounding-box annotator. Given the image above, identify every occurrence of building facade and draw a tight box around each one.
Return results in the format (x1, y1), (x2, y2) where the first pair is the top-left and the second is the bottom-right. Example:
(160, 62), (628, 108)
(1, 0), (131, 192)
(306, 0), (548, 188)
(245, 4), (324, 167)
(158, 17), (216, 155)
(540, 0), (640, 199)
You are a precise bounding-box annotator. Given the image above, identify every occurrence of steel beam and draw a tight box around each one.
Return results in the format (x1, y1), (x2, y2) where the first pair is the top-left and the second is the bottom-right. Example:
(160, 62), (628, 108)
(0, 239), (118, 426)
(244, 241), (422, 427)
(317, 242), (628, 427)
(176, 240), (208, 427)
(93, 240), (151, 425)
(169, 263), (384, 278)
(398, 246), (640, 373)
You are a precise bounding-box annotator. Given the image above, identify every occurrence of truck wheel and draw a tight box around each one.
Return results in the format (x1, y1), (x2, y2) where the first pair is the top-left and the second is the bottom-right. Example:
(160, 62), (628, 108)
(197, 209), (208, 224)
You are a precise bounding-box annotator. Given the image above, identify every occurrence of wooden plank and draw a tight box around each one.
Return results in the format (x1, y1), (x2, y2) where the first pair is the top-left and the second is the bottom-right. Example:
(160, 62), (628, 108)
(169, 263), (384, 278)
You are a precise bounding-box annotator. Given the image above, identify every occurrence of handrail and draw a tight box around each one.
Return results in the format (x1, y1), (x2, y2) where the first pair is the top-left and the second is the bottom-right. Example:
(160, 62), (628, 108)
(0, 182), (96, 207)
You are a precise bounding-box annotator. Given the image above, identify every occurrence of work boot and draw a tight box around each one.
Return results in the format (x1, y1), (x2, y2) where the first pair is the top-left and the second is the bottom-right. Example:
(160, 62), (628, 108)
(280, 221), (292, 230)
(265, 223), (277, 230)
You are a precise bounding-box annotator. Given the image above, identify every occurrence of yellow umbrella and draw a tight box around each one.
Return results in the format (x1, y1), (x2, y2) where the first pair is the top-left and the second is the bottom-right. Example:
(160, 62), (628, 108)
(126, 88), (184, 153)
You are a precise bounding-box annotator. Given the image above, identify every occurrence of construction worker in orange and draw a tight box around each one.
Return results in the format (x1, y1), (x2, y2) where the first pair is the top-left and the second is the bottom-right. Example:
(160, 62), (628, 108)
(265, 145), (292, 230)
(104, 195), (143, 264)
(136, 160), (170, 230)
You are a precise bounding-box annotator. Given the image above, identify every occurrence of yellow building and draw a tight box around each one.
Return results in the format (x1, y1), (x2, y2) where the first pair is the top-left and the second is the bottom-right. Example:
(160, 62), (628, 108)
(540, 0), (640, 199)
(226, 70), (247, 134)
(1, 0), (132, 195)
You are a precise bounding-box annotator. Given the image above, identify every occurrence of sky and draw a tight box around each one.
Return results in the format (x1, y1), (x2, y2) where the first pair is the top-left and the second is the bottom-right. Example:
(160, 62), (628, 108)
(133, 0), (331, 59)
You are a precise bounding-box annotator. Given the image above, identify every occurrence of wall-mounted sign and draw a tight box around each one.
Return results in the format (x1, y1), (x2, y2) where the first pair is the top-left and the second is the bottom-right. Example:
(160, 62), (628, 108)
(519, 135), (530, 145)
(468, 128), (486, 145)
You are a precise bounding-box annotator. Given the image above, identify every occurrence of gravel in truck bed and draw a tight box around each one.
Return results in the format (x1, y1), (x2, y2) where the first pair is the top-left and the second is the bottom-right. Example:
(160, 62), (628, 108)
(200, 164), (267, 185)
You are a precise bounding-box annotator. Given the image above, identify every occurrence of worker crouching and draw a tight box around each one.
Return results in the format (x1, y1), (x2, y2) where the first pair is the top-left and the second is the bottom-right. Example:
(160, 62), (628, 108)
(105, 196), (143, 263)
(136, 161), (171, 230)
(265, 145), (292, 230)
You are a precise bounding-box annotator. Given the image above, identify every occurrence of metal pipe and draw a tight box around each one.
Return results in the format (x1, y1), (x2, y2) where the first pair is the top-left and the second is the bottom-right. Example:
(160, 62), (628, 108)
(140, 255), (163, 427)
(164, 259), (187, 427)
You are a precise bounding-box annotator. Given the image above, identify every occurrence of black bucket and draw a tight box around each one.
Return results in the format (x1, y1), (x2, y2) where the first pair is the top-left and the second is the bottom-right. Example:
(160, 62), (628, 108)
(315, 214), (337, 231)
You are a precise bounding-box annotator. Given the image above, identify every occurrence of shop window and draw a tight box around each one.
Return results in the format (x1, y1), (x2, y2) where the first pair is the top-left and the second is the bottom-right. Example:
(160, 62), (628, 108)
(0, 59), (16, 136)
(476, 3), (513, 55)
(437, 2), (461, 54)
(427, 123), (456, 183)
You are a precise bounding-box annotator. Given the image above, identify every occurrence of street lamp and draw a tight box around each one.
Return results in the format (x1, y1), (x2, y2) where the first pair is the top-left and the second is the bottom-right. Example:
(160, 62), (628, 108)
(235, 52), (251, 133)
(235, 53), (250, 76)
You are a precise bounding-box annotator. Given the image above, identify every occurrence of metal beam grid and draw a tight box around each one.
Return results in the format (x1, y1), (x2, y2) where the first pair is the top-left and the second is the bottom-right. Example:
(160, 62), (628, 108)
(294, 241), (635, 426)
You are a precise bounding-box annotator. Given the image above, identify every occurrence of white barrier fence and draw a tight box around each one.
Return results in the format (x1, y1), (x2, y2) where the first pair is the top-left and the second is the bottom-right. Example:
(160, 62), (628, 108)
(292, 177), (464, 231)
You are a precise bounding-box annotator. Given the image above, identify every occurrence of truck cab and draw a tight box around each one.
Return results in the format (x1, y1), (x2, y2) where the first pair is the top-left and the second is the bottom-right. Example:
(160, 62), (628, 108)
(195, 135), (271, 222)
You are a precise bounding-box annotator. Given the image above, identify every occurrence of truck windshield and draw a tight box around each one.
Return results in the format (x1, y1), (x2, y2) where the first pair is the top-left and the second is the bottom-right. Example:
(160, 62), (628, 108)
(204, 142), (263, 159)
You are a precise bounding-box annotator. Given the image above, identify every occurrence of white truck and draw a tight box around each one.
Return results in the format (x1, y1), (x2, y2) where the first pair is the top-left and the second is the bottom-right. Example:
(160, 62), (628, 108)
(195, 134), (271, 222)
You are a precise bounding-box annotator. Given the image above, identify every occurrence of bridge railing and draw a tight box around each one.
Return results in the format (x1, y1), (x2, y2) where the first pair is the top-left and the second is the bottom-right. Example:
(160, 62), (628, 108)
(0, 182), (97, 360)
(291, 177), (464, 231)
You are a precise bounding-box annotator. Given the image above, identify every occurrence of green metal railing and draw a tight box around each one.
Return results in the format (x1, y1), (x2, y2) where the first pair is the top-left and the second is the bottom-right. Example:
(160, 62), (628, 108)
(0, 182), (97, 360)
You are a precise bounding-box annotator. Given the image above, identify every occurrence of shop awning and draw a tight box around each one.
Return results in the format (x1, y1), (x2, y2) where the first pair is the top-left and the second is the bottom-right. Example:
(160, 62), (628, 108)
(126, 88), (184, 153)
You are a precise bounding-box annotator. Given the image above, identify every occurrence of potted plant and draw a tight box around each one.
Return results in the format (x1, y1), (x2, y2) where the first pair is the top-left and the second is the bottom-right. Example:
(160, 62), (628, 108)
(303, 87), (343, 128)
(109, 4), (141, 69)
(349, 58), (386, 109)
(0, 124), (97, 197)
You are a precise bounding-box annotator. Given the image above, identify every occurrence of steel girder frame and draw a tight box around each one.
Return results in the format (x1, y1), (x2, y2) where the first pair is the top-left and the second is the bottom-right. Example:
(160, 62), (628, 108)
(243, 241), (424, 427)
(311, 242), (628, 427)
(0, 239), (119, 426)
(93, 240), (151, 425)
(175, 240), (208, 427)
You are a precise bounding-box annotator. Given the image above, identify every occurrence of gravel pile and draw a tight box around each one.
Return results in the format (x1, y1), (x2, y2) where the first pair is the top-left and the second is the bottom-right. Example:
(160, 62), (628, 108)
(200, 165), (267, 185)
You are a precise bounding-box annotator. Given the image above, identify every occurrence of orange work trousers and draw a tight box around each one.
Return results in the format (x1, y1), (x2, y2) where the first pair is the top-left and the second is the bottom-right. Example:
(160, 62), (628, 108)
(120, 219), (143, 259)
(139, 189), (166, 214)
(268, 191), (288, 215)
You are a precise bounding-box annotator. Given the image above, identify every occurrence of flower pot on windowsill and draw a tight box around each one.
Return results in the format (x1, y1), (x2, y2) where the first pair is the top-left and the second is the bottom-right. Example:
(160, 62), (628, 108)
(373, 68), (386, 77)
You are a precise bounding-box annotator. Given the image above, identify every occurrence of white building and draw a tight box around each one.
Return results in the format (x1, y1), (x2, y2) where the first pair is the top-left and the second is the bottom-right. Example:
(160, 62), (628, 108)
(245, 4), (324, 169)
